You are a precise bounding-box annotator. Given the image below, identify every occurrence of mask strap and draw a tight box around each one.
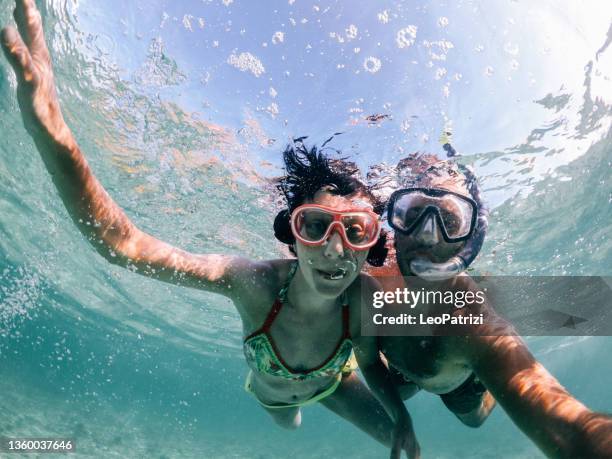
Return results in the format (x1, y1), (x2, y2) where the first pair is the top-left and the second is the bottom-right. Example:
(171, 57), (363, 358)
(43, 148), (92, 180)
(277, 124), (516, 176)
(454, 163), (488, 268)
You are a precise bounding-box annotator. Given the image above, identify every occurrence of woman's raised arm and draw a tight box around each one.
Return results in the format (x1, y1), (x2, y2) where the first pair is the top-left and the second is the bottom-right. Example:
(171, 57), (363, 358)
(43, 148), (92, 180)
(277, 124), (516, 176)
(1, 0), (254, 299)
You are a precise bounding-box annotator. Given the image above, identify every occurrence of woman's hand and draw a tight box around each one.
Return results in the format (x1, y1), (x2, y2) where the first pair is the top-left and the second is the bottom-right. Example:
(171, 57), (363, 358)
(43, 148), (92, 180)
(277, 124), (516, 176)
(391, 413), (421, 459)
(2, 0), (74, 149)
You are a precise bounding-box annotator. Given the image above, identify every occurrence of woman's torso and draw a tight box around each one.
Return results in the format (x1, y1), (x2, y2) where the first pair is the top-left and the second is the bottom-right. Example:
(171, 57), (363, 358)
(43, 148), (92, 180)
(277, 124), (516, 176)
(239, 260), (355, 404)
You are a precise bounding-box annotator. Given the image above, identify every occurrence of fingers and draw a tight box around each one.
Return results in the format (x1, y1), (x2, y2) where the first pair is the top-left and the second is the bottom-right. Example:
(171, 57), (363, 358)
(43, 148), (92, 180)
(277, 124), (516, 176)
(390, 437), (401, 459)
(1, 25), (36, 82)
(13, 0), (50, 62)
(407, 439), (421, 459)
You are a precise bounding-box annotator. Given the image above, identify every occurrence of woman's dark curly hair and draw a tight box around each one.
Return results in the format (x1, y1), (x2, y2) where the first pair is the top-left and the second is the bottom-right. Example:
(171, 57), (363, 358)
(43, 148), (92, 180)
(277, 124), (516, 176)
(274, 137), (388, 266)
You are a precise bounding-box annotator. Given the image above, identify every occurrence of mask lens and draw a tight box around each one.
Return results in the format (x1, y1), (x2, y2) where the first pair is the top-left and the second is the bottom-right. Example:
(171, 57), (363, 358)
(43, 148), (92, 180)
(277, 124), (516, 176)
(341, 214), (378, 246)
(295, 209), (334, 242)
(437, 195), (473, 238)
(390, 190), (474, 240)
(391, 192), (430, 232)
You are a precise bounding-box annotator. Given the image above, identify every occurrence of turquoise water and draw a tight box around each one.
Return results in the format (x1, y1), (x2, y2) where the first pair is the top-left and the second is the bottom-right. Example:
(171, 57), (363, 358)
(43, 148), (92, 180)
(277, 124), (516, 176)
(1, 1), (611, 457)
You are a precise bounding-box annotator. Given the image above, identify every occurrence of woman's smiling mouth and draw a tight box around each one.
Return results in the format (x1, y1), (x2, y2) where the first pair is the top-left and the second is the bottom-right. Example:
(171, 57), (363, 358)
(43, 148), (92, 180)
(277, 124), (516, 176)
(316, 267), (348, 280)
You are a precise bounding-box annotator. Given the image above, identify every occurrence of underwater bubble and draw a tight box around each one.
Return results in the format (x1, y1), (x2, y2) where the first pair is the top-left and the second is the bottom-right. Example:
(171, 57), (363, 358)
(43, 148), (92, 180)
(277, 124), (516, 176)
(182, 15), (194, 32)
(442, 84), (450, 98)
(266, 103), (279, 118)
(434, 68), (447, 80)
(160, 11), (169, 29)
(227, 52), (265, 77)
(396, 26), (417, 49)
(423, 40), (454, 61)
(363, 56), (382, 73)
(271, 31), (284, 45)
(329, 31), (345, 44)
(504, 41), (520, 56)
(0, 265), (44, 336)
(345, 24), (358, 41)
(377, 10), (390, 24)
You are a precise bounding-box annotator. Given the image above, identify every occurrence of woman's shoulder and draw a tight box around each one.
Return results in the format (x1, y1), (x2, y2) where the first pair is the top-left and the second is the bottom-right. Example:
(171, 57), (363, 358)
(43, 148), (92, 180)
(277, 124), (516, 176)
(234, 258), (298, 300)
(231, 259), (295, 326)
(231, 257), (292, 281)
(267, 257), (297, 270)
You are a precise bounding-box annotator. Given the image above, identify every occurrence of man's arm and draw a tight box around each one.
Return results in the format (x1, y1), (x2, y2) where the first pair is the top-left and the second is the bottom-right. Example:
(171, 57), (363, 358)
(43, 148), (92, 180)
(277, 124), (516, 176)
(1, 0), (251, 298)
(352, 276), (420, 459)
(467, 334), (612, 459)
(354, 334), (420, 459)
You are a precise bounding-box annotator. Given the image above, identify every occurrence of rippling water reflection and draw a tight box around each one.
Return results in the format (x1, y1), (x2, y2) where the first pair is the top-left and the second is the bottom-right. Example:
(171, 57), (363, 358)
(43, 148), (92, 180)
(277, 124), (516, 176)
(1, 1), (610, 457)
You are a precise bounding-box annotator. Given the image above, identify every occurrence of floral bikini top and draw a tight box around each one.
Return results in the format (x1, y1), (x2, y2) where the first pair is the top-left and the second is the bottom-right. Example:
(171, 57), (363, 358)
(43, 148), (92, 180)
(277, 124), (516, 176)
(243, 263), (353, 381)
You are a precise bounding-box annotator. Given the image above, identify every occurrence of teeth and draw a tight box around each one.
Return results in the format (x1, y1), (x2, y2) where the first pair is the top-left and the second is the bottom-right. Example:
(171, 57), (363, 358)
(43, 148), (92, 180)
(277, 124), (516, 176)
(317, 268), (348, 280)
(328, 268), (347, 280)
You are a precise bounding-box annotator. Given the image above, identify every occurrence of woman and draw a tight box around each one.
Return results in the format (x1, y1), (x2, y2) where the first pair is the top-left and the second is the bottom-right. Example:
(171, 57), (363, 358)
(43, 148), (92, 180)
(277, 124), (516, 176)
(1, 1), (418, 457)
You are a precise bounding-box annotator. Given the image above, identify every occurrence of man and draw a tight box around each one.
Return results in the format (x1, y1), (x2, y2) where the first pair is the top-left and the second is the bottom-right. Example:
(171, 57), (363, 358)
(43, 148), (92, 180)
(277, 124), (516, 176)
(368, 147), (612, 458)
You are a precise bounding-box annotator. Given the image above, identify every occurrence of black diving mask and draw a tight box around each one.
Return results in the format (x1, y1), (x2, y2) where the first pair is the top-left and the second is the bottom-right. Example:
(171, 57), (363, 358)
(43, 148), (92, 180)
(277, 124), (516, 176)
(387, 188), (478, 243)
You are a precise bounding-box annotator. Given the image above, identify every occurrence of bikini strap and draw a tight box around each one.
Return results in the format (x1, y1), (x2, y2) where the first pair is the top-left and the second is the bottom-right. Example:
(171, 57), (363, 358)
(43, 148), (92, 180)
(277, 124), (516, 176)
(260, 298), (283, 332)
(262, 262), (299, 332)
(278, 261), (299, 304)
(245, 262), (298, 339)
